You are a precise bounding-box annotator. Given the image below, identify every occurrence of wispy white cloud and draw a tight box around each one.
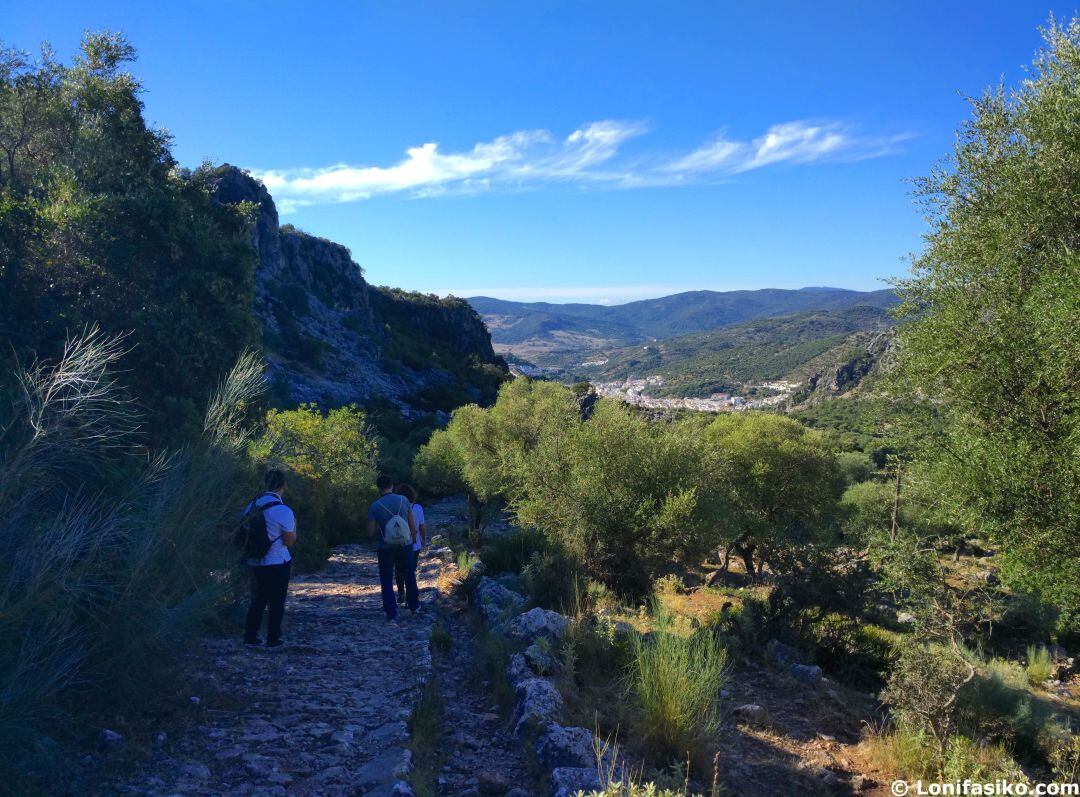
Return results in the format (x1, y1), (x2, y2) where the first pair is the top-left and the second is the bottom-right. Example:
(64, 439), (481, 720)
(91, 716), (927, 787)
(253, 119), (910, 212)
(663, 121), (910, 176)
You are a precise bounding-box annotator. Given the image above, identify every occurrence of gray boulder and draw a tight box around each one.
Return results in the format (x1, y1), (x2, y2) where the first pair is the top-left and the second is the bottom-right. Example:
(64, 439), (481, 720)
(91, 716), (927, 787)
(791, 663), (823, 686)
(474, 577), (526, 624)
(511, 678), (563, 735)
(429, 546), (454, 563)
(506, 653), (533, 688)
(551, 767), (602, 797)
(524, 641), (558, 675)
(506, 607), (568, 644)
(535, 724), (596, 770)
(733, 704), (767, 724)
(469, 560), (488, 580)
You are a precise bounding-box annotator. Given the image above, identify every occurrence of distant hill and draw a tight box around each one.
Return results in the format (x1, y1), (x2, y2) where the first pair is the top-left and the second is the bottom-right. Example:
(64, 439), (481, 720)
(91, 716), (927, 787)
(572, 305), (895, 397)
(469, 287), (898, 359)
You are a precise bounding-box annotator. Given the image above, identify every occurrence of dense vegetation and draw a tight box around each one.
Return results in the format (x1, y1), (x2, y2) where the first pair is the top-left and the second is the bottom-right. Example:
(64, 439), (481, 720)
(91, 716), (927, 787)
(891, 17), (1080, 612)
(372, 287), (508, 411)
(0, 35), (397, 788)
(417, 379), (846, 598)
(0, 335), (263, 790)
(0, 35), (260, 445)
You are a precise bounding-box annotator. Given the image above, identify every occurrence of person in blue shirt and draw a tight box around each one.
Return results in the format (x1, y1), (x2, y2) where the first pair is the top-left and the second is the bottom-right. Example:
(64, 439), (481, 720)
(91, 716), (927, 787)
(367, 474), (418, 623)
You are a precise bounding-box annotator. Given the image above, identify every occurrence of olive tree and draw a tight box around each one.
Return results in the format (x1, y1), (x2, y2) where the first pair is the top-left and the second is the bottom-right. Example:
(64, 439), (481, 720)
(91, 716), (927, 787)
(704, 412), (844, 578)
(892, 18), (1080, 608)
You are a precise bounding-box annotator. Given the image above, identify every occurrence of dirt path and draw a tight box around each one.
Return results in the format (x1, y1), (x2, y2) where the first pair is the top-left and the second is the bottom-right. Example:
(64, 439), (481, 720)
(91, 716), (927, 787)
(115, 544), (438, 797)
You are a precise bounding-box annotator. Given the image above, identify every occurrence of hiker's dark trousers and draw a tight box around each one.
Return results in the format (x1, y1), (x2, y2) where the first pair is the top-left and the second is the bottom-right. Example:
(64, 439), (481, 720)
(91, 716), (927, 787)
(378, 545), (417, 619)
(245, 561), (291, 643)
(396, 548), (420, 603)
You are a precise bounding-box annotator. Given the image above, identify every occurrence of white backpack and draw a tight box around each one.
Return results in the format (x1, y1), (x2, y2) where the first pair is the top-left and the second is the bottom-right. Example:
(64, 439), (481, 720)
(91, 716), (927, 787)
(376, 497), (412, 546)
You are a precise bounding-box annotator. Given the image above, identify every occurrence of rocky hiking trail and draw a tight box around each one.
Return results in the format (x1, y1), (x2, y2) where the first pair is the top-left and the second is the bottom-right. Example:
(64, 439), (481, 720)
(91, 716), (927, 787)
(105, 502), (543, 797)
(109, 544), (453, 797)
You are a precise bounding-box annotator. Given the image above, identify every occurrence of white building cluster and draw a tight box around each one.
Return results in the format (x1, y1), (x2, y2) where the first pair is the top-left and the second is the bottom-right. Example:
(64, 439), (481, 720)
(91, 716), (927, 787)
(590, 376), (800, 413)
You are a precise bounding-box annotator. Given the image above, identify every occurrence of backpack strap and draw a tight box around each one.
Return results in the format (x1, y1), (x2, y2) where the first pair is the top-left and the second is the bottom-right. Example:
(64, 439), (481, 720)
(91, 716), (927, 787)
(252, 496), (285, 546)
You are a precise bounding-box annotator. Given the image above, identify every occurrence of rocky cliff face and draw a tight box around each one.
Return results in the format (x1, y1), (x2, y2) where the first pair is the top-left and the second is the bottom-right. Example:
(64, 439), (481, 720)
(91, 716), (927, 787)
(793, 329), (896, 406)
(207, 165), (505, 412)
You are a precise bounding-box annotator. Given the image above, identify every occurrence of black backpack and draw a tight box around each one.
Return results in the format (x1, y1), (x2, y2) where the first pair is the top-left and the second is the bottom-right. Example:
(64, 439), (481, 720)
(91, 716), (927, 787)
(236, 495), (283, 560)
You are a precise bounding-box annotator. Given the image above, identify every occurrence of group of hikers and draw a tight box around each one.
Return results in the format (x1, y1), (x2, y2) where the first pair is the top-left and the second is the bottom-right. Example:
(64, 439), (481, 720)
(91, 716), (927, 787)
(241, 470), (427, 647)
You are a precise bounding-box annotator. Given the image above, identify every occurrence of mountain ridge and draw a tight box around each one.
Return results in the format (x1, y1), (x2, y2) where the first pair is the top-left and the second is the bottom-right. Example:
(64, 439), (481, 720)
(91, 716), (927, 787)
(469, 287), (898, 357)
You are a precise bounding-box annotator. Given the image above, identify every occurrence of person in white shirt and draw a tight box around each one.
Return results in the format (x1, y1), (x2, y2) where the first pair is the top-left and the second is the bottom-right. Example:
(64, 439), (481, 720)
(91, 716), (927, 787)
(394, 484), (425, 608)
(243, 469), (297, 647)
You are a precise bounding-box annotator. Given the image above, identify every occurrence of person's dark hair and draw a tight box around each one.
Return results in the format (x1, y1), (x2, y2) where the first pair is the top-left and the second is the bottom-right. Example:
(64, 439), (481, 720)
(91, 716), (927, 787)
(395, 483), (417, 503)
(264, 468), (286, 492)
(376, 474), (394, 492)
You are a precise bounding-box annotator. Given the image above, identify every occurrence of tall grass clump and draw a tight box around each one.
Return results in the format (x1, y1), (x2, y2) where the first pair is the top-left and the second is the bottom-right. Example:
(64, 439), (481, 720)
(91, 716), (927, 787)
(0, 332), (263, 786)
(626, 608), (728, 763)
(1024, 645), (1053, 686)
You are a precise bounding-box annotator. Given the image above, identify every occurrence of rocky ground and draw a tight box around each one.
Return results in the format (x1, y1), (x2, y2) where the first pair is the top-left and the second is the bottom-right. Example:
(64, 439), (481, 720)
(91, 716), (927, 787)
(420, 608), (540, 796)
(109, 545), (439, 797)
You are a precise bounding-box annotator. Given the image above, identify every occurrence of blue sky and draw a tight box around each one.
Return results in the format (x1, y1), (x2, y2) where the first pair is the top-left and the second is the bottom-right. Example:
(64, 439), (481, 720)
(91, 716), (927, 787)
(3, 1), (1069, 303)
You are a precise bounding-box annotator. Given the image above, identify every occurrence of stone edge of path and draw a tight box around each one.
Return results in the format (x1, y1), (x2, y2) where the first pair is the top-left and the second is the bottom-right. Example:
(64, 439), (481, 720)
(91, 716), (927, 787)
(459, 562), (624, 797)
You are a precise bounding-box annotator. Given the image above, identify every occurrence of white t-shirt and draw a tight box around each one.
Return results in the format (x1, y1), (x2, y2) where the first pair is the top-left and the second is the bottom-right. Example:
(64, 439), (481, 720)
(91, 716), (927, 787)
(411, 503), (426, 552)
(246, 492), (296, 566)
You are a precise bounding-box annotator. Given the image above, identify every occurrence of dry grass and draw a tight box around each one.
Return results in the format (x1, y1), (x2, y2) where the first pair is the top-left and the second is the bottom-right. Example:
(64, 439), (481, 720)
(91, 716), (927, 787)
(860, 723), (1023, 784)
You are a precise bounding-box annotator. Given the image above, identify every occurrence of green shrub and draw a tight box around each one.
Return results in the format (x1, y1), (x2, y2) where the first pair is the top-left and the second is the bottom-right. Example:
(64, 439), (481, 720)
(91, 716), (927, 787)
(522, 547), (583, 612)
(956, 662), (1056, 759)
(626, 610), (729, 763)
(1042, 722), (1080, 784)
(654, 574), (686, 596)
(836, 451), (874, 485)
(882, 641), (975, 743)
(1024, 645), (1053, 686)
(804, 612), (899, 688)
(249, 403), (378, 570)
(480, 529), (550, 574)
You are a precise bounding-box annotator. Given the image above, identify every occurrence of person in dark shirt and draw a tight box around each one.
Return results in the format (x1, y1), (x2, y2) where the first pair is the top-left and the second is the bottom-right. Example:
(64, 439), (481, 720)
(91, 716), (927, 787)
(367, 474), (418, 623)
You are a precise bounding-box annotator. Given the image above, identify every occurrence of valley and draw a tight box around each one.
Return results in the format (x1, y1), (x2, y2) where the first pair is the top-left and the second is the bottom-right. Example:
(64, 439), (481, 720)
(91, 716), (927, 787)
(489, 299), (897, 411)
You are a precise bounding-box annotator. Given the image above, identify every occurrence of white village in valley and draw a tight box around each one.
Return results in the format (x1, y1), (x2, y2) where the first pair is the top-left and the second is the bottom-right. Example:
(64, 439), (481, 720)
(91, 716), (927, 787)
(508, 364), (801, 412)
(591, 375), (800, 412)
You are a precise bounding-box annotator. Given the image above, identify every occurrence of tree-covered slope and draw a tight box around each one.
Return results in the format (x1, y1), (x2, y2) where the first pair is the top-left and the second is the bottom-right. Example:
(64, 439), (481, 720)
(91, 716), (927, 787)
(576, 305), (894, 396)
